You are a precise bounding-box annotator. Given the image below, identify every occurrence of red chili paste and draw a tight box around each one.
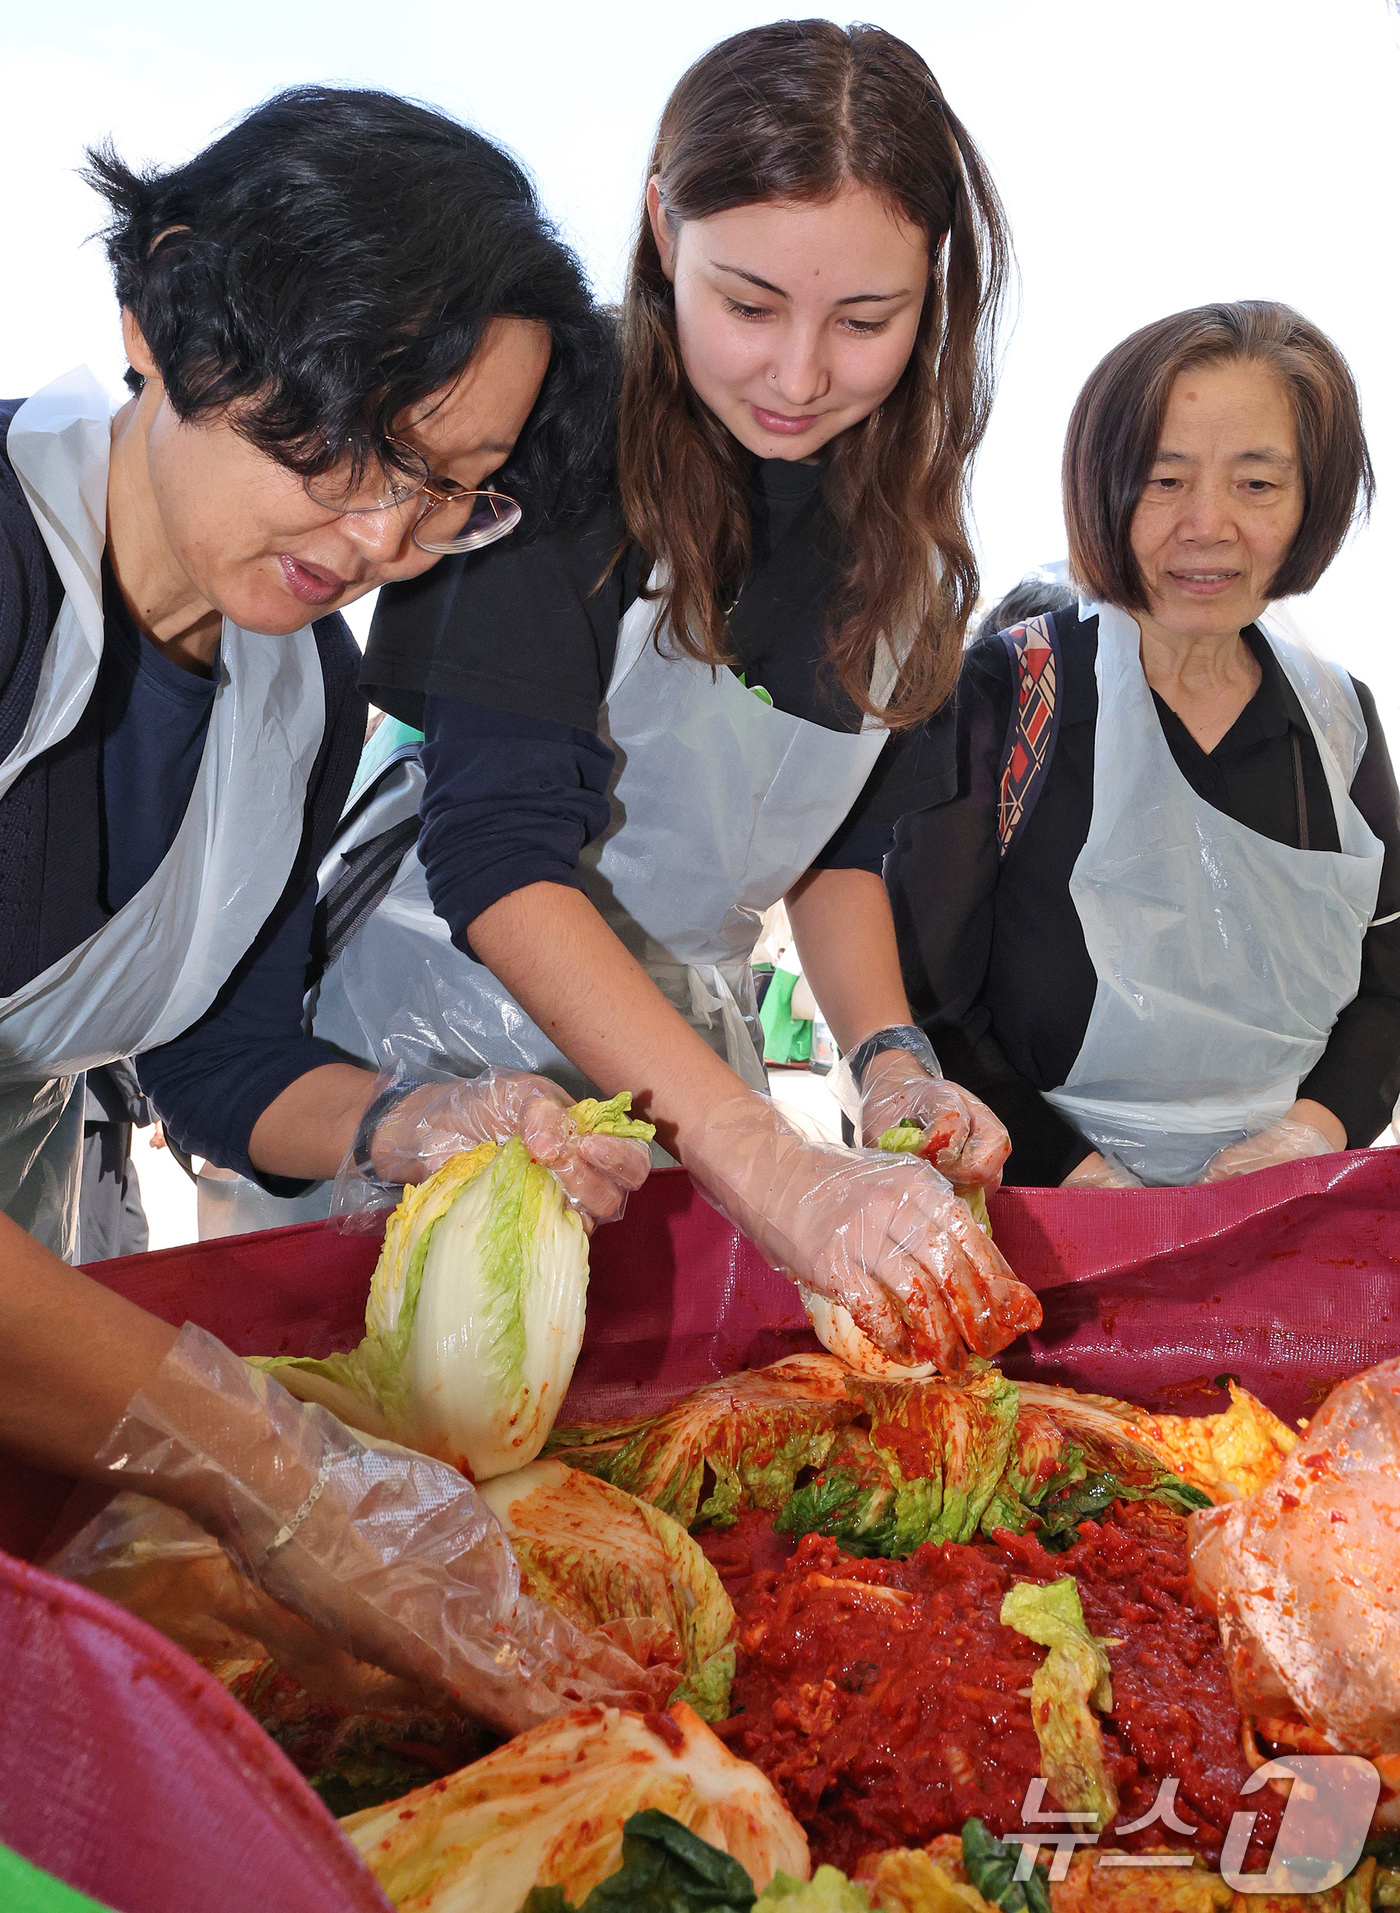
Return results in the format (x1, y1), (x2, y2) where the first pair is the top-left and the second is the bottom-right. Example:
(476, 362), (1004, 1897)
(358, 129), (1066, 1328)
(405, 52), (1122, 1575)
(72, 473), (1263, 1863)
(708, 1501), (1280, 1876)
(697, 1505), (799, 1607)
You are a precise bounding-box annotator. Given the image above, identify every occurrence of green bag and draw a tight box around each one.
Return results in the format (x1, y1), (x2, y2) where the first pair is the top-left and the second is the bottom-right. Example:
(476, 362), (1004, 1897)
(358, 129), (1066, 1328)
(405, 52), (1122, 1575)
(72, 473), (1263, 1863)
(759, 967), (812, 1066)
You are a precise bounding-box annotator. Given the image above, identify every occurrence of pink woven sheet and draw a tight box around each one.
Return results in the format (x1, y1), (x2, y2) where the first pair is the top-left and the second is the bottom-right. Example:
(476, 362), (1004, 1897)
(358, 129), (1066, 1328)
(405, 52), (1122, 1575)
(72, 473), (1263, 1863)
(2, 1152), (1397, 1905)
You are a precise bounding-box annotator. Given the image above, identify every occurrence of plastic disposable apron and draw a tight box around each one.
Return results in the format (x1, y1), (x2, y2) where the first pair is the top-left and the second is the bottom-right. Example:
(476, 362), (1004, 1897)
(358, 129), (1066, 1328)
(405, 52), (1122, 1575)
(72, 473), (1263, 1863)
(312, 575), (893, 1102)
(0, 369), (325, 1255)
(1043, 601), (1383, 1185)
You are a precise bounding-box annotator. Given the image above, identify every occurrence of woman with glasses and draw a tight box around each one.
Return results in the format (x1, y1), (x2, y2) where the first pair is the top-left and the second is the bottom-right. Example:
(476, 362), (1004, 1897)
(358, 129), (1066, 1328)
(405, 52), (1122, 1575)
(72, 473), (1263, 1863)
(312, 23), (1043, 1378)
(1, 87), (658, 1714)
(0, 84), (648, 1262)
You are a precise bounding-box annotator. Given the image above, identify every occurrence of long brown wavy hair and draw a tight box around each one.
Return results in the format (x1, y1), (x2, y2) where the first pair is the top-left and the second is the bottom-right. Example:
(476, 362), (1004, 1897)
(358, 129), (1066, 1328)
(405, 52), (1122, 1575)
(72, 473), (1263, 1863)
(617, 19), (1012, 729)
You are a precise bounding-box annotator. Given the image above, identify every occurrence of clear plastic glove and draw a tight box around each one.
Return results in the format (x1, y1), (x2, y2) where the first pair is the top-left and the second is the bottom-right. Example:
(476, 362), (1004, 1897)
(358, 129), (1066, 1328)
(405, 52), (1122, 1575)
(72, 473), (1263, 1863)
(1189, 1358), (1400, 1773)
(684, 1095), (1041, 1375)
(1199, 1117), (1338, 1184)
(1060, 1151), (1144, 1189)
(45, 1490), (439, 1721)
(95, 1323), (672, 1736)
(853, 1049), (1011, 1194)
(349, 1061), (652, 1226)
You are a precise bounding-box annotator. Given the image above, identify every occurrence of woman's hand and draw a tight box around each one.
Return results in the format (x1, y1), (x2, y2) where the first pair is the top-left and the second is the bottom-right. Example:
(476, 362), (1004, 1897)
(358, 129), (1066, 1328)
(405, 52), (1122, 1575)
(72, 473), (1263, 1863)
(685, 1093), (1040, 1374)
(857, 1047), (1010, 1193)
(1061, 1151), (1142, 1189)
(1199, 1099), (1346, 1183)
(366, 1068), (651, 1225)
(95, 1324), (670, 1734)
(780, 867), (1010, 1189)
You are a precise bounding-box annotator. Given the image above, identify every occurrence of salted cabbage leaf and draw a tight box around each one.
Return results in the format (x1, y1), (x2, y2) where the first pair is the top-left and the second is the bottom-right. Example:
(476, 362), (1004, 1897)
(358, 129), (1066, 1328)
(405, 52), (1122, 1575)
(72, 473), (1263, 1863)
(479, 1460), (735, 1720)
(1000, 1578), (1118, 1832)
(548, 1356), (856, 1529)
(342, 1702), (808, 1909)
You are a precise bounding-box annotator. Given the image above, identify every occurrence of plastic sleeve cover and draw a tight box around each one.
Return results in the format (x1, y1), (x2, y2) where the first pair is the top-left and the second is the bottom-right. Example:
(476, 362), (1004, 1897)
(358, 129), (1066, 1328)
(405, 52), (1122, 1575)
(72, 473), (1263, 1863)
(94, 1323), (671, 1735)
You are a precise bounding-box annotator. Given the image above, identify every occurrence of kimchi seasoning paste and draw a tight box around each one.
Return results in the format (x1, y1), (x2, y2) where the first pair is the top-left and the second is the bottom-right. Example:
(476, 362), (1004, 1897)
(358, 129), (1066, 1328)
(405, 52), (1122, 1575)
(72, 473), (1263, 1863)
(697, 1506), (799, 1607)
(715, 1501), (1280, 1877)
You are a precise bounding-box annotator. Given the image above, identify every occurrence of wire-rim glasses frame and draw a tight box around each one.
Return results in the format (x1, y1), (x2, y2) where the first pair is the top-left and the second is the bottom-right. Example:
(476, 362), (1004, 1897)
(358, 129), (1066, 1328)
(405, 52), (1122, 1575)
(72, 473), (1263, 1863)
(302, 439), (522, 555)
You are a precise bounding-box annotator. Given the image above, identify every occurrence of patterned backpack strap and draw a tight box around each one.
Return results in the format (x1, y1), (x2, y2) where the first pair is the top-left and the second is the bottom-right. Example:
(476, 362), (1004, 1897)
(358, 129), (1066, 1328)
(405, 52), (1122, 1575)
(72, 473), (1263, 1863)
(996, 612), (1063, 859)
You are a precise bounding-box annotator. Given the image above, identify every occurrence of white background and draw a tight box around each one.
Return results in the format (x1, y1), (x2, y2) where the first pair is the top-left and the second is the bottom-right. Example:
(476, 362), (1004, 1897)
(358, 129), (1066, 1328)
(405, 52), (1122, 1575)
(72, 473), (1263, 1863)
(4, 2), (1399, 1237)
(5, 0), (1398, 702)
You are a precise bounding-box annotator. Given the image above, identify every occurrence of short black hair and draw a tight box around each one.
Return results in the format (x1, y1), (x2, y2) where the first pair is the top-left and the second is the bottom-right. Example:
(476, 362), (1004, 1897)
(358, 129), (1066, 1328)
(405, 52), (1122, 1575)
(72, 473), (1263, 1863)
(1064, 300), (1374, 612)
(84, 86), (614, 523)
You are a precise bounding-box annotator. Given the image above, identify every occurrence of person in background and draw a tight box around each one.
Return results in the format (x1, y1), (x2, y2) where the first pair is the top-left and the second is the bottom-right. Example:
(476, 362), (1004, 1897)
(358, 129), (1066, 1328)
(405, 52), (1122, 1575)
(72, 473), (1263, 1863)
(78, 1061), (152, 1261)
(2, 87), (640, 1261)
(971, 572), (1076, 644)
(301, 21), (1040, 1376)
(889, 301), (1399, 1188)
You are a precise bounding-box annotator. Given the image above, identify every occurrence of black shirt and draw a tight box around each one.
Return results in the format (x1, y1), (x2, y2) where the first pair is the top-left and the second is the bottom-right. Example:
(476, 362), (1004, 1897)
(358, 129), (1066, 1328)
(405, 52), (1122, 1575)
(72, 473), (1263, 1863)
(365, 464), (957, 944)
(887, 606), (1400, 1185)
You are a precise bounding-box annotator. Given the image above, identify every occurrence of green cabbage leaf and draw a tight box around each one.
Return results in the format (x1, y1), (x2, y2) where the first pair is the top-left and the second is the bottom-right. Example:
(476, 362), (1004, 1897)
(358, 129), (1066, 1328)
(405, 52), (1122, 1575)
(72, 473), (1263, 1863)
(776, 1367), (1209, 1558)
(960, 1817), (1052, 1913)
(520, 1810), (758, 1913)
(777, 1366), (1020, 1556)
(754, 1866), (870, 1909)
(999, 1577), (1119, 1831)
(774, 1425), (898, 1558)
(876, 1126), (991, 1237)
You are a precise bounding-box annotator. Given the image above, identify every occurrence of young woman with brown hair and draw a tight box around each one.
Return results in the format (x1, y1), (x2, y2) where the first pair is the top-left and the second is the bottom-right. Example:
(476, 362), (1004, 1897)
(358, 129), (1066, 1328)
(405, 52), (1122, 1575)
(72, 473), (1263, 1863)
(331, 20), (1042, 1374)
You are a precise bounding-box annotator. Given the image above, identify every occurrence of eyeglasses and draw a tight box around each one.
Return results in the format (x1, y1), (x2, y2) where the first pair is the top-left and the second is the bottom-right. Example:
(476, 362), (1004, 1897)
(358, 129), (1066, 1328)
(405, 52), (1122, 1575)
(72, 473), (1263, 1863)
(303, 440), (522, 555)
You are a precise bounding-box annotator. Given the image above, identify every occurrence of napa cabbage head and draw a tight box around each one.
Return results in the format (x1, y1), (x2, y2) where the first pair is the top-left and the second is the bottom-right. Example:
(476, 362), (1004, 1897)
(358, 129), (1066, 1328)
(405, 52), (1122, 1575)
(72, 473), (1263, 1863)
(479, 1460), (737, 1721)
(261, 1094), (652, 1481)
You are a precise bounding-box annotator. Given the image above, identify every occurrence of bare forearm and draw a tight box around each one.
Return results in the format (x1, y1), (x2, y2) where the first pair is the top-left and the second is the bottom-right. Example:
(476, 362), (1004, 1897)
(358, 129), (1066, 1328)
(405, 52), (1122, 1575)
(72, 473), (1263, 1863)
(0, 1212), (177, 1474)
(785, 866), (912, 1053)
(1291, 1097), (1347, 1150)
(468, 882), (755, 1157)
(248, 1062), (379, 1181)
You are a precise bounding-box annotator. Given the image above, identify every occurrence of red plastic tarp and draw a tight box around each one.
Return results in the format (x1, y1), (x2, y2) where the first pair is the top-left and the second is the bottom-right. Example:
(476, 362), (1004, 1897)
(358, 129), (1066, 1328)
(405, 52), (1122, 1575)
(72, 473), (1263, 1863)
(8, 1151), (1400, 1566)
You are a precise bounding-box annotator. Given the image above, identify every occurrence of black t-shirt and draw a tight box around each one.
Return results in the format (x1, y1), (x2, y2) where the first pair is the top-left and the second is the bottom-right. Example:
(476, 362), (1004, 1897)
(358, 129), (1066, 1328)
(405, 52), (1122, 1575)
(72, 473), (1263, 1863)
(887, 606), (1400, 1183)
(364, 462), (957, 834)
(364, 462), (957, 944)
